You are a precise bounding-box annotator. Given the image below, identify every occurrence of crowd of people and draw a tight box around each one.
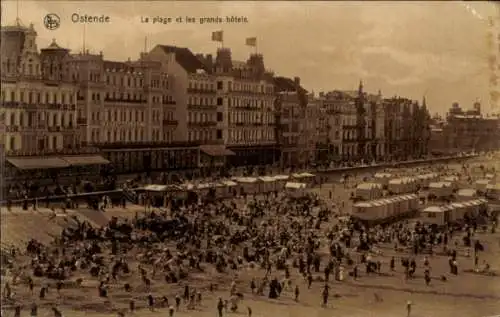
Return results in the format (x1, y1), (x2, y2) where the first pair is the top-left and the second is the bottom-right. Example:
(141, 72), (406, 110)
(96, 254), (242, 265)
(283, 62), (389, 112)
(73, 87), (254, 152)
(1, 156), (499, 317)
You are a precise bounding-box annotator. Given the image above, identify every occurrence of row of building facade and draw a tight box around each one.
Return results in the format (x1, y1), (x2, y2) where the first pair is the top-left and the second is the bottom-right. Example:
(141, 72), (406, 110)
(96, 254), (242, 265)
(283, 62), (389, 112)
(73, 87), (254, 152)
(429, 102), (500, 154)
(1, 21), (498, 181)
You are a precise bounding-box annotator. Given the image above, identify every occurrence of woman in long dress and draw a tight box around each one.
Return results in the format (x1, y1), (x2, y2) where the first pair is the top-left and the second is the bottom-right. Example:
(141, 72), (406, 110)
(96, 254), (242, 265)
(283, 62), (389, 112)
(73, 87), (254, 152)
(339, 266), (345, 281)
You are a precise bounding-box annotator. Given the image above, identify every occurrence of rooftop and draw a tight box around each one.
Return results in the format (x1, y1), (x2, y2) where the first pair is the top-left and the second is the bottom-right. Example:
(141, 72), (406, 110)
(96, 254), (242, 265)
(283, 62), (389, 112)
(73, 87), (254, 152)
(157, 45), (208, 74)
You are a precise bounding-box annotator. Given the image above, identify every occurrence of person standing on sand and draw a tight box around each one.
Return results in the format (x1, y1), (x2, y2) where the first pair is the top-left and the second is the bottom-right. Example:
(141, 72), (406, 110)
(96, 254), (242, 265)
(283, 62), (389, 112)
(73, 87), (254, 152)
(322, 283), (329, 307)
(406, 300), (412, 317)
(294, 284), (300, 302)
(14, 306), (21, 317)
(30, 302), (38, 317)
(217, 297), (224, 317)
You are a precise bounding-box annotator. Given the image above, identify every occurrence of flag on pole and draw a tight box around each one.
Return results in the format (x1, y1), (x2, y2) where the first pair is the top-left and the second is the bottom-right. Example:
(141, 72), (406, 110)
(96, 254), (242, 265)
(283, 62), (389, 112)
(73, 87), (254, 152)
(212, 31), (223, 42)
(245, 37), (257, 47)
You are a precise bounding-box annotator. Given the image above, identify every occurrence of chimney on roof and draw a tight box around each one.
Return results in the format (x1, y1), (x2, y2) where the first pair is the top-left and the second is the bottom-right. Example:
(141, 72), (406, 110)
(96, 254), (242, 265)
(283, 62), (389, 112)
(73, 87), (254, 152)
(294, 76), (300, 87)
(215, 48), (232, 72)
(473, 101), (481, 113)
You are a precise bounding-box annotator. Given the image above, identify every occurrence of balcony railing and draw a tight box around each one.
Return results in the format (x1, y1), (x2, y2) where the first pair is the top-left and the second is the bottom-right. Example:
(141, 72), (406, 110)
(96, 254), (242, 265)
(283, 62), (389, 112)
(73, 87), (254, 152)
(77, 118), (88, 125)
(227, 88), (274, 96)
(231, 105), (261, 110)
(1, 102), (76, 111)
(187, 88), (216, 94)
(162, 119), (179, 126)
(162, 101), (177, 105)
(89, 141), (201, 149)
(104, 97), (146, 104)
(188, 121), (217, 127)
(6, 146), (101, 157)
(187, 104), (217, 110)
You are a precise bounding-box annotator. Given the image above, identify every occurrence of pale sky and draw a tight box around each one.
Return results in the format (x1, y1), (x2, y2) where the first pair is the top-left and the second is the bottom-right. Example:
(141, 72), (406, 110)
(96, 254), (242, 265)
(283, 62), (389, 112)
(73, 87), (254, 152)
(1, 1), (498, 115)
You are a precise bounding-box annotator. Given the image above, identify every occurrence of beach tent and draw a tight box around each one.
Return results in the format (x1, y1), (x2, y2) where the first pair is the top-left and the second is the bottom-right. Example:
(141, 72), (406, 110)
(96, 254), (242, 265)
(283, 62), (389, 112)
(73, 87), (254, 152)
(428, 182), (453, 198)
(475, 179), (491, 191)
(421, 206), (447, 225)
(486, 183), (500, 200)
(373, 173), (392, 186)
(272, 175), (290, 190)
(456, 188), (478, 201)
(217, 180), (238, 198)
(285, 182), (307, 197)
(371, 200), (387, 219)
(388, 178), (416, 194)
(449, 202), (466, 222)
(353, 202), (375, 220)
(443, 176), (460, 190)
(258, 176), (277, 193)
(233, 177), (259, 194)
(355, 183), (383, 200)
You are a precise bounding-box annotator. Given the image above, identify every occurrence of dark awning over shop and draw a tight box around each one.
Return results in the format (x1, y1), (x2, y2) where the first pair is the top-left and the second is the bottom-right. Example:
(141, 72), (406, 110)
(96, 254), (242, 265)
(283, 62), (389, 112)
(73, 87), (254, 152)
(200, 145), (235, 157)
(7, 157), (70, 170)
(61, 155), (110, 166)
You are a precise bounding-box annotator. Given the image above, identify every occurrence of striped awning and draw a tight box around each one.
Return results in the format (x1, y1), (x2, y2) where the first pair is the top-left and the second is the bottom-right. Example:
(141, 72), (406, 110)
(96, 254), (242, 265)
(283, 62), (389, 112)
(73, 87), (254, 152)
(61, 155), (110, 166)
(7, 157), (70, 170)
(200, 145), (235, 156)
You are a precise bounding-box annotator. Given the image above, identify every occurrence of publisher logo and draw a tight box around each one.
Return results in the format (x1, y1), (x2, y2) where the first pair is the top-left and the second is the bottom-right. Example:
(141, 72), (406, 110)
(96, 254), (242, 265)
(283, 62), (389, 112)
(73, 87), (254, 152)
(44, 13), (60, 30)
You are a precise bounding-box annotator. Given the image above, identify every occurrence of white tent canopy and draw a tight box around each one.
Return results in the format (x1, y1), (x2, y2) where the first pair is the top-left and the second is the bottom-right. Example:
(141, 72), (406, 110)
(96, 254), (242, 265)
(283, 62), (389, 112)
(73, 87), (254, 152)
(292, 172), (315, 179)
(356, 183), (382, 190)
(273, 175), (290, 181)
(259, 176), (275, 182)
(233, 177), (258, 183)
(457, 188), (477, 197)
(143, 184), (168, 192)
(221, 180), (238, 187)
(374, 173), (392, 178)
(285, 182), (307, 189)
(443, 176), (459, 182)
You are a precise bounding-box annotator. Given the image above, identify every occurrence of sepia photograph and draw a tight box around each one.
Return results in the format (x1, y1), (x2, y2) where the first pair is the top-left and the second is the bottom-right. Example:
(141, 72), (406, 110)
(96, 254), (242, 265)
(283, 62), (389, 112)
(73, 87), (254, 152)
(1, 1), (500, 316)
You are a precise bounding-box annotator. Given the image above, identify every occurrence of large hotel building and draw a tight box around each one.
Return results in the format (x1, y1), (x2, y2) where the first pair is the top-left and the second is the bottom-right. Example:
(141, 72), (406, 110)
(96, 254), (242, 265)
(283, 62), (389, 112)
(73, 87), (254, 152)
(1, 21), (279, 185)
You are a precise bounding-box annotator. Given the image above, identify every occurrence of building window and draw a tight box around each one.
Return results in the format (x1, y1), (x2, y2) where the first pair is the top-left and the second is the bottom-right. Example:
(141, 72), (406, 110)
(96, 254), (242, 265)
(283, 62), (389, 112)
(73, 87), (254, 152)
(216, 129), (222, 139)
(9, 136), (15, 150)
(217, 98), (223, 106)
(217, 112), (223, 122)
(217, 81), (223, 90)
